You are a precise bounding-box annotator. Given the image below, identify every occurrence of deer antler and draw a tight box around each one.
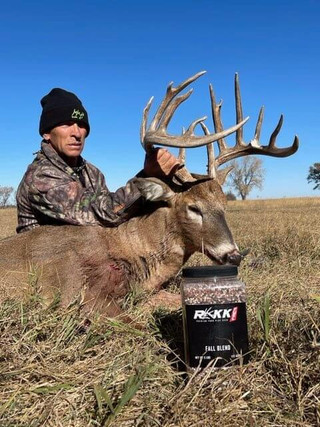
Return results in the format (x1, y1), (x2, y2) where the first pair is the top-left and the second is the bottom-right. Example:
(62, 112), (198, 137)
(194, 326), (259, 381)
(141, 71), (248, 149)
(140, 71), (249, 183)
(205, 73), (299, 176)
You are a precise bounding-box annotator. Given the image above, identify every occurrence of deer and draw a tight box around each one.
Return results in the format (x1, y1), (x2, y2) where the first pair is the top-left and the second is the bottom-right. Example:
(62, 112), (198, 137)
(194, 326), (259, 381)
(0, 72), (298, 321)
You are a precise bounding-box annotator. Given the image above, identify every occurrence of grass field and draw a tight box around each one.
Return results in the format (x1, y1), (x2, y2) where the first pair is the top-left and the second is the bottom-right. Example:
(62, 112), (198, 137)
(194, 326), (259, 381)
(0, 199), (319, 426)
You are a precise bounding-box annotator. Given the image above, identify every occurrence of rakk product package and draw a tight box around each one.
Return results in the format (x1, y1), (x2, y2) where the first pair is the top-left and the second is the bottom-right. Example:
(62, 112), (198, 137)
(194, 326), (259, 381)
(181, 265), (250, 369)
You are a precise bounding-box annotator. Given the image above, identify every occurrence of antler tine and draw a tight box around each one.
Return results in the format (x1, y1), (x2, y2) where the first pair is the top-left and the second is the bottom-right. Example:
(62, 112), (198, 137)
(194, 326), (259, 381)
(178, 147), (186, 164)
(269, 114), (283, 148)
(140, 96), (154, 147)
(185, 116), (208, 136)
(178, 127), (186, 164)
(200, 122), (216, 178)
(252, 106), (264, 144)
(267, 115), (299, 155)
(235, 73), (246, 147)
(209, 83), (227, 153)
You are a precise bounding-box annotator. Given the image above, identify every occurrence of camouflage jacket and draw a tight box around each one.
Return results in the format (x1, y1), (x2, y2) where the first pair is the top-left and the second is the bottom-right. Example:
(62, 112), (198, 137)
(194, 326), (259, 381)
(16, 142), (142, 233)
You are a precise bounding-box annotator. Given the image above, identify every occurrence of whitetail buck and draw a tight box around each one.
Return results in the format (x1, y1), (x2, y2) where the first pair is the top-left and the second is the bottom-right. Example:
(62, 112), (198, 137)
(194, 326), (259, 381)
(0, 72), (298, 319)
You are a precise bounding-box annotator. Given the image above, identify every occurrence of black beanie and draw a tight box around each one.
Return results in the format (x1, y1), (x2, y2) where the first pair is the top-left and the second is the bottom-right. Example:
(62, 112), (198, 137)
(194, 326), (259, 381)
(39, 88), (90, 136)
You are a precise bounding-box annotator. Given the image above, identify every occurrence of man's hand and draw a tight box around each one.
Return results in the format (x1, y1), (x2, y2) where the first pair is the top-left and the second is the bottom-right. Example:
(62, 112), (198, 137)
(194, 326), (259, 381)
(143, 148), (181, 178)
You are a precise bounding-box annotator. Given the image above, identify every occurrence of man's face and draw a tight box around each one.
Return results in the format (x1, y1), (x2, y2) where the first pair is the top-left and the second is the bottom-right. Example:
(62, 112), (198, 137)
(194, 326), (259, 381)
(43, 122), (87, 166)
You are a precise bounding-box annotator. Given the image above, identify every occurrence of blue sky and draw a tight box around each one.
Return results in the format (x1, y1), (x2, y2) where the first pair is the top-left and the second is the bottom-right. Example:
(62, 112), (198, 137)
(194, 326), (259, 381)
(1, 0), (319, 199)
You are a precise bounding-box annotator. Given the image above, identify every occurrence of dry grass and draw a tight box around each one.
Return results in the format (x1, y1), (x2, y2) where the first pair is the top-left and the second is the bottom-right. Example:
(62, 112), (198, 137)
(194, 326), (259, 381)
(0, 198), (319, 426)
(0, 207), (17, 239)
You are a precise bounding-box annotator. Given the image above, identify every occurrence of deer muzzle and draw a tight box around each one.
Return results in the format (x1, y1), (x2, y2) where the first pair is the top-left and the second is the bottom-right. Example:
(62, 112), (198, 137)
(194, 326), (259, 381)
(224, 249), (242, 266)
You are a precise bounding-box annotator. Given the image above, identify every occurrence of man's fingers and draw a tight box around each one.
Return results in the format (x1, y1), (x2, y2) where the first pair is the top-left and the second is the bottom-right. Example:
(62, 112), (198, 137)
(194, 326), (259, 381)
(144, 147), (180, 177)
(157, 149), (180, 174)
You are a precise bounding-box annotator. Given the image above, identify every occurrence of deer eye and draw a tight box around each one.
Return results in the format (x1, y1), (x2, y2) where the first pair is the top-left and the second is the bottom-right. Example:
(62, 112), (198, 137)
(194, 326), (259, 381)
(188, 205), (203, 217)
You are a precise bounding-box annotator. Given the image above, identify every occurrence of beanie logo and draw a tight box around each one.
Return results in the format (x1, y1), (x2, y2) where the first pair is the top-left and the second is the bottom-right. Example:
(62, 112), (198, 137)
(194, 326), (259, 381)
(71, 109), (85, 120)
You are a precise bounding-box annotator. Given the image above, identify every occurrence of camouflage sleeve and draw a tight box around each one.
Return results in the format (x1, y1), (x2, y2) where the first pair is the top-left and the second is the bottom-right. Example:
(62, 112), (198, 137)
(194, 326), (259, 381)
(27, 166), (143, 227)
(88, 173), (144, 226)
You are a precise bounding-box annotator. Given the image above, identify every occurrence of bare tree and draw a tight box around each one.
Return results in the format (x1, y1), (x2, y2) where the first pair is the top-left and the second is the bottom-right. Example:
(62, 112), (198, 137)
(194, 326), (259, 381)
(227, 158), (265, 200)
(0, 186), (14, 207)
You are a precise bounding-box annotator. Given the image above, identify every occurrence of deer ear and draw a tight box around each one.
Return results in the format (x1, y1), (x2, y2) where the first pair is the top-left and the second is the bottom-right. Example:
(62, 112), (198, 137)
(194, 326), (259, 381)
(132, 178), (175, 202)
(216, 165), (234, 185)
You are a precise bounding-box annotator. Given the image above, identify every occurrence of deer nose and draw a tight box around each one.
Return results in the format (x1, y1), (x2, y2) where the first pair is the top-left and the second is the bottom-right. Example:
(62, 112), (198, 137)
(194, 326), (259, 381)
(225, 249), (242, 266)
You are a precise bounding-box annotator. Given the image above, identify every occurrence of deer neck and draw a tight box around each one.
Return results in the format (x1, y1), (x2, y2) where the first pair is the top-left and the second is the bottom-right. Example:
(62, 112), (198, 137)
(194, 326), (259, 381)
(107, 206), (187, 291)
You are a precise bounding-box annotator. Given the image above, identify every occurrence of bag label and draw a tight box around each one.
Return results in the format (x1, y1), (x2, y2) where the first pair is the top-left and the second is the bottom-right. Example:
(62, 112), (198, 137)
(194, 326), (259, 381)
(184, 302), (249, 368)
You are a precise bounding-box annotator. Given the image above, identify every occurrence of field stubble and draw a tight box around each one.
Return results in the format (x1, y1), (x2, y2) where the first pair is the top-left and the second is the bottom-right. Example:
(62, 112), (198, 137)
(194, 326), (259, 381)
(0, 198), (319, 426)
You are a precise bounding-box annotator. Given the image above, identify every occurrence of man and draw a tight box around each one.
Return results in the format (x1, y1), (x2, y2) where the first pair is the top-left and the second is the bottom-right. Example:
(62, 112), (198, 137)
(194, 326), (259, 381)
(16, 88), (179, 233)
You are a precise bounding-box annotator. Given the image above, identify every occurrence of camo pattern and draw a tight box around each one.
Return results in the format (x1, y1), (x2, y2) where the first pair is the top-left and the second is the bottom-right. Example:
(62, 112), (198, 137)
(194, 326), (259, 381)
(16, 141), (142, 233)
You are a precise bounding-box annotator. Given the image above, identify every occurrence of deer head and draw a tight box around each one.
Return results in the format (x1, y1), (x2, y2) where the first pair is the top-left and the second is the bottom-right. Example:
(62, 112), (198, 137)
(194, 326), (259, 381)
(133, 175), (241, 266)
(138, 71), (299, 266)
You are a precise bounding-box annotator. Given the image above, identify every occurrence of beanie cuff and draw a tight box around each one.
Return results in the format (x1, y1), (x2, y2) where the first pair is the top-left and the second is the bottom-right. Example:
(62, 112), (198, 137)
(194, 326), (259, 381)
(39, 102), (90, 136)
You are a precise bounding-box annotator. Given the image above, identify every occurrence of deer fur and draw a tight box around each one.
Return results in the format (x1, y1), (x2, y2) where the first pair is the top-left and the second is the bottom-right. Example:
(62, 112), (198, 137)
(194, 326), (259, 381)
(0, 176), (240, 318)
